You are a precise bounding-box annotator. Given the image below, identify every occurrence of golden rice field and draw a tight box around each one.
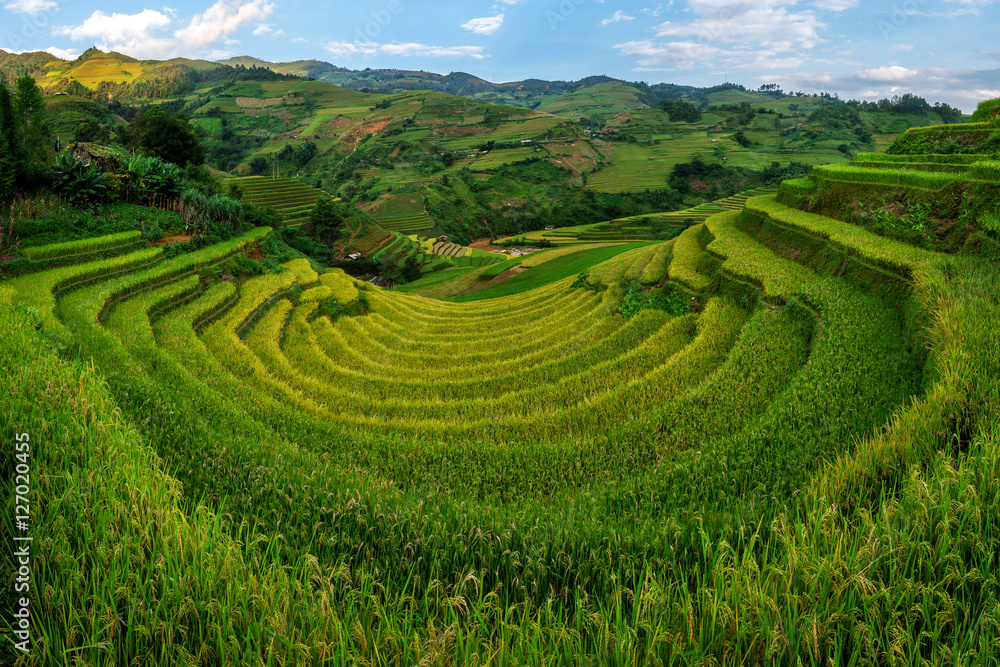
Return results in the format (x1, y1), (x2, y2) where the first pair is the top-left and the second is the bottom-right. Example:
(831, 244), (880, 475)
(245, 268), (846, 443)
(3, 104), (1000, 665)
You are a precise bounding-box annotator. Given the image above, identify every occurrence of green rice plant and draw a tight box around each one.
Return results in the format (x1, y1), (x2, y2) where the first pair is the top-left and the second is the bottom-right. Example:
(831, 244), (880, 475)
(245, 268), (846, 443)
(585, 243), (660, 288)
(477, 255), (525, 280)
(299, 284), (333, 303)
(778, 177), (817, 195)
(450, 244), (646, 301)
(705, 210), (817, 298)
(105, 275), (202, 344)
(812, 163), (965, 189)
(282, 257), (318, 286)
(969, 160), (1000, 181)
(517, 245), (597, 269)
(980, 211), (1000, 234)
(4, 246), (163, 337)
(639, 240), (673, 286)
(216, 269), (298, 335)
(855, 152), (985, 165)
(0, 288), (347, 667)
(742, 195), (931, 275)
(578, 302), (814, 487)
(21, 231), (144, 261)
(90, 227), (272, 326)
(319, 269), (360, 306)
(668, 224), (712, 291)
(970, 97), (1000, 123)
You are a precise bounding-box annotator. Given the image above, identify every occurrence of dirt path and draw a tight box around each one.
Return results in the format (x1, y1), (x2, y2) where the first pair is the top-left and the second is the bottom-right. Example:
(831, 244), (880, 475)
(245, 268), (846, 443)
(154, 234), (193, 246)
(468, 238), (509, 253)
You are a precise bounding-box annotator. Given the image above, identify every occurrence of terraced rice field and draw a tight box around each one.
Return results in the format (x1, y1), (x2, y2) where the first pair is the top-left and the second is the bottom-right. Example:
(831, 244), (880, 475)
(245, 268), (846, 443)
(517, 187), (778, 245)
(372, 192), (436, 233)
(225, 176), (336, 227)
(6, 103), (1000, 665)
(374, 232), (503, 278)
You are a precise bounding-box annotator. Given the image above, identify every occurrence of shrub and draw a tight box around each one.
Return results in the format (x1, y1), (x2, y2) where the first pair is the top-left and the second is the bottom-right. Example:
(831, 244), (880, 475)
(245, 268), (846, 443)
(51, 153), (107, 208)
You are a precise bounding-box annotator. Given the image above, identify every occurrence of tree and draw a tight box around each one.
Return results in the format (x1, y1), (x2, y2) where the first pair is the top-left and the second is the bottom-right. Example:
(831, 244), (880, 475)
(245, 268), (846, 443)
(13, 75), (50, 163)
(249, 156), (268, 175)
(399, 254), (422, 282)
(133, 107), (205, 167)
(0, 85), (23, 163)
(310, 196), (346, 243)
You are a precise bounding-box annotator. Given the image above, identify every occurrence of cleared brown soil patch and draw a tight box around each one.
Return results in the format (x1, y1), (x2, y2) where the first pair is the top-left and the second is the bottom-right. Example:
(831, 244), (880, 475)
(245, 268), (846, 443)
(435, 125), (491, 137)
(154, 234), (193, 246)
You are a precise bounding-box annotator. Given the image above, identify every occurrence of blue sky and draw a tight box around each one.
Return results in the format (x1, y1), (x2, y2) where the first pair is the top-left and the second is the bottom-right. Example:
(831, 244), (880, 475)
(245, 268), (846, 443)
(2, 0), (999, 110)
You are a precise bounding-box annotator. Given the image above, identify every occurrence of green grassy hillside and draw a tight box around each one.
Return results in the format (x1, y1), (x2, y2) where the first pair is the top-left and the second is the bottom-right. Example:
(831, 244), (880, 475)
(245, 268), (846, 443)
(3, 96), (1000, 666)
(1, 49), (970, 246)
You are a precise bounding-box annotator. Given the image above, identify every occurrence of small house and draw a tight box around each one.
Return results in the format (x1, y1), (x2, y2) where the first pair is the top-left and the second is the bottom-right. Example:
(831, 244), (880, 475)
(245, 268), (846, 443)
(370, 276), (396, 290)
(437, 235), (448, 242)
(544, 225), (555, 231)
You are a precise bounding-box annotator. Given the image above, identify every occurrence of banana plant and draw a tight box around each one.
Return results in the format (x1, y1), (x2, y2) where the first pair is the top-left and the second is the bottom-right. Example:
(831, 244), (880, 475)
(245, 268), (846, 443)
(51, 153), (107, 208)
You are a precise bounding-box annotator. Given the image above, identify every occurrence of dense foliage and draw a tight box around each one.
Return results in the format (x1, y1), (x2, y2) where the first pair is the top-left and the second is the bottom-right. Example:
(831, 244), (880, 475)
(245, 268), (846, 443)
(659, 98), (701, 123)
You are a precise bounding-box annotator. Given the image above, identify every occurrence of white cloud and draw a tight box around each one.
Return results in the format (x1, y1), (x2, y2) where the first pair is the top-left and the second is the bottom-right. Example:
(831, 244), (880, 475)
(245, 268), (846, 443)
(461, 14), (504, 35)
(293, 37), (308, 43)
(617, 0), (825, 71)
(324, 40), (379, 59)
(175, 0), (273, 50)
(253, 23), (272, 35)
(600, 10), (635, 26)
(42, 46), (79, 60)
(382, 42), (485, 59)
(325, 40), (486, 60)
(891, 43), (914, 51)
(3, 0), (55, 13)
(616, 39), (719, 69)
(2, 45), (79, 59)
(58, 9), (171, 43)
(655, 8), (824, 50)
(640, 4), (669, 17)
(856, 65), (918, 81)
(814, 0), (858, 10)
(54, 0), (274, 59)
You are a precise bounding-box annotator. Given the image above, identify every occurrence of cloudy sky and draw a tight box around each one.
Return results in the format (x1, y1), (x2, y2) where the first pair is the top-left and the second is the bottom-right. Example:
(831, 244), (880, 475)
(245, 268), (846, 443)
(2, 0), (999, 110)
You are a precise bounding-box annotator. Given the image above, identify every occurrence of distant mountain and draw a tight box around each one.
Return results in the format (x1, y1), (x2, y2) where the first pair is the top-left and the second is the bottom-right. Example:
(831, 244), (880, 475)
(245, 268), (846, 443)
(0, 48), (295, 98)
(215, 56), (662, 108)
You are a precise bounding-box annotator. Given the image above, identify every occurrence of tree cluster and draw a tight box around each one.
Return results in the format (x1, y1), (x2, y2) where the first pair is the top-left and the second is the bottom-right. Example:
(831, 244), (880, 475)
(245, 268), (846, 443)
(120, 106), (205, 167)
(659, 98), (702, 123)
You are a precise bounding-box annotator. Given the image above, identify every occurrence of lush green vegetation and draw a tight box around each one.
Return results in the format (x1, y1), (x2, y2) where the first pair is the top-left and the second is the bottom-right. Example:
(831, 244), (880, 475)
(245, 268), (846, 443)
(5, 52), (1000, 666)
(3, 49), (975, 249)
